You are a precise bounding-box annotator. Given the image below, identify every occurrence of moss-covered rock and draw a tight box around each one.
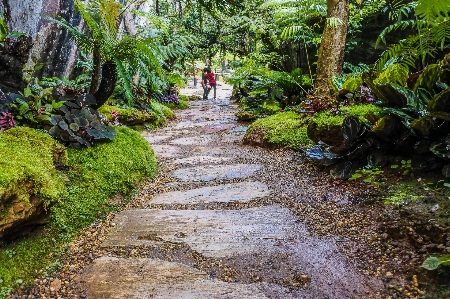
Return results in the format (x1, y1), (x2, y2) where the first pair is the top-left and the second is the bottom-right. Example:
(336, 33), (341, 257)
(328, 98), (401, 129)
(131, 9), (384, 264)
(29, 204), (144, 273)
(0, 126), (158, 292)
(237, 110), (257, 121)
(51, 126), (158, 232)
(98, 105), (156, 125)
(98, 102), (176, 127)
(410, 116), (436, 137)
(259, 100), (282, 115)
(0, 127), (67, 240)
(243, 111), (311, 149)
(307, 104), (384, 146)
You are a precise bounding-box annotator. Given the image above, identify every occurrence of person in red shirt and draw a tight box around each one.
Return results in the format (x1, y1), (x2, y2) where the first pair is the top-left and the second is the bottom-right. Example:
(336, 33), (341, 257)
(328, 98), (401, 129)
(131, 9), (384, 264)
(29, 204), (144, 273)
(205, 68), (216, 101)
(201, 68), (209, 100)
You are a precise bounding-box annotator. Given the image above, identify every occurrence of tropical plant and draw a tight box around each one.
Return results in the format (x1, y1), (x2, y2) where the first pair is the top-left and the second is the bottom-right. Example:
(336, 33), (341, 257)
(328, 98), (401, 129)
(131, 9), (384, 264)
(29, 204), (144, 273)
(375, 0), (450, 71)
(45, 0), (170, 107)
(48, 94), (116, 148)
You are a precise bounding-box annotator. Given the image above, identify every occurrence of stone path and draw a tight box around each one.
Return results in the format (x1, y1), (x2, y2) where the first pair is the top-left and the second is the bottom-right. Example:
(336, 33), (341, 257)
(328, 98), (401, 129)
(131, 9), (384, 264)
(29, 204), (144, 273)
(75, 82), (383, 298)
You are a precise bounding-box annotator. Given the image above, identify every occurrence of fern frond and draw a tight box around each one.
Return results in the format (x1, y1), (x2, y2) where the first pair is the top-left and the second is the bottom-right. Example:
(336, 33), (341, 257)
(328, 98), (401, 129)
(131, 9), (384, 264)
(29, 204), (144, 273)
(43, 15), (94, 52)
(415, 0), (450, 23)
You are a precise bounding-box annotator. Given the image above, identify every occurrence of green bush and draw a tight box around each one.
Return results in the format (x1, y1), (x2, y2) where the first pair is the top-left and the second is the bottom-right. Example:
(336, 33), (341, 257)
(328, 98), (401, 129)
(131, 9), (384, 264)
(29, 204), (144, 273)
(0, 127), (157, 297)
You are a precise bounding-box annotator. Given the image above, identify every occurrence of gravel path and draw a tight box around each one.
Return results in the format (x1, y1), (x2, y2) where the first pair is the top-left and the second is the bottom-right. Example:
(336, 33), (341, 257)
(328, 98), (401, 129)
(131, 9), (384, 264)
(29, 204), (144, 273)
(11, 81), (409, 299)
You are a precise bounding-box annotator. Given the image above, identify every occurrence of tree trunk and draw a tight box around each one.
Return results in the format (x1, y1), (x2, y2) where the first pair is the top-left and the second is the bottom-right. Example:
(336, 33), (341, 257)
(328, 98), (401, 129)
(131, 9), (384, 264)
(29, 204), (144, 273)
(313, 0), (349, 98)
(92, 62), (117, 109)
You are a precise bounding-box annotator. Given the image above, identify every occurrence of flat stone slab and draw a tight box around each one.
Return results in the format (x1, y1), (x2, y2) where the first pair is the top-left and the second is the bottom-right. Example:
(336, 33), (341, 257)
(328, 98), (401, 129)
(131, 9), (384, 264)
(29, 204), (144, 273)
(174, 121), (215, 129)
(144, 135), (173, 144)
(79, 257), (268, 299)
(197, 123), (235, 134)
(151, 145), (183, 158)
(150, 181), (270, 205)
(170, 164), (261, 182)
(104, 205), (305, 257)
(172, 155), (232, 165)
(169, 135), (215, 146)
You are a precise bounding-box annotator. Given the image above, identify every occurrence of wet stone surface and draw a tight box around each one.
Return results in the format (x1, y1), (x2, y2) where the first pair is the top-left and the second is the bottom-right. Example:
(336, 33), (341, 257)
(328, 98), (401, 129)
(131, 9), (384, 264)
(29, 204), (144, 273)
(150, 181), (270, 205)
(78, 257), (270, 299)
(169, 135), (216, 146)
(172, 155), (232, 165)
(170, 164), (262, 182)
(103, 205), (303, 257)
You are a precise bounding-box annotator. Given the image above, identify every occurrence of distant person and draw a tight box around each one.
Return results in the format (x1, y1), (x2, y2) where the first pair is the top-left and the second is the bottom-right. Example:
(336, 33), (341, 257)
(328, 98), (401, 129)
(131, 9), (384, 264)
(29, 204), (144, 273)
(201, 68), (209, 100)
(205, 67), (216, 101)
(205, 57), (210, 67)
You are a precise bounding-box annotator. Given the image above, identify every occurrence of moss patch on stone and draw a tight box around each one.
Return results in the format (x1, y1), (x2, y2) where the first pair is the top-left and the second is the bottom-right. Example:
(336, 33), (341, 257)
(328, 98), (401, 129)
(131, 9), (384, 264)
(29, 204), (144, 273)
(98, 103), (176, 127)
(243, 104), (384, 150)
(0, 127), (66, 206)
(243, 111), (311, 149)
(165, 98), (189, 110)
(310, 104), (383, 129)
(0, 127), (157, 297)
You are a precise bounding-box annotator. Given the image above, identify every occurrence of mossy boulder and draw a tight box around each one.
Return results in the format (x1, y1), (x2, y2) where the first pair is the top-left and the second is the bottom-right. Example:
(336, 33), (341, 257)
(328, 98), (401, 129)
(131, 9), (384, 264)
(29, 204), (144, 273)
(307, 104), (384, 147)
(0, 127), (67, 240)
(98, 105), (157, 125)
(98, 102), (175, 126)
(237, 110), (257, 121)
(370, 115), (404, 141)
(243, 111), (311, 149)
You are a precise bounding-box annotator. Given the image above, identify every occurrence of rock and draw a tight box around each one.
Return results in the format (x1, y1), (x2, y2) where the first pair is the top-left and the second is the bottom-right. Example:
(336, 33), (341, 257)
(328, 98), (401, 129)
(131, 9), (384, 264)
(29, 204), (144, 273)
(170, 164), (262, 182)
(385, 272), (393, 278)
(150, 181), (270, 205)
(0, 194), (50, 240)
(236, 110), (257, 121)
(50, 279), (61, 292)
(78, 257), (269, 299)
(307, 122), (344, 148)
(0, 35), (32, 93)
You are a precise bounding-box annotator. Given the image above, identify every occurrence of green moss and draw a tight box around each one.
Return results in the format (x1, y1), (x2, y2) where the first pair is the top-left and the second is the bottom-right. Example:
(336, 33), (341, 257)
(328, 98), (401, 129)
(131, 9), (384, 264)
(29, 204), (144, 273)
(0, 127), (157, 297)
(259, 100), (281, 115)
(165, 98), (189, 110)
(98, 103), (175, 128)
(51, 126), (157, 233)
(246, 111), (312, 148)
(154, 102), (175, 119)
(0, 127), (66, 205)
(98, 105), (155, 124)
(311, 104), (383, 129)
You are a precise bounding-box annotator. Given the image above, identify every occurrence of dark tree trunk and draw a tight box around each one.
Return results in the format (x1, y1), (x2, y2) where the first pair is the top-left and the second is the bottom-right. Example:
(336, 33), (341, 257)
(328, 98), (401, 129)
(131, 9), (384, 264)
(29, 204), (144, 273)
(89, 50), (101, 94)
(92, 62), (117, 109)
(313, 0), (349, 98)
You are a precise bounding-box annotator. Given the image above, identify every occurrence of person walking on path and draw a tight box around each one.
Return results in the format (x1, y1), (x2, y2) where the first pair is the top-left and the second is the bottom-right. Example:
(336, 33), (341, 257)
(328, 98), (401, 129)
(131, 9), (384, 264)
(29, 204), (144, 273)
(201, 68), (210, 100)
(205, 67), (217, 101)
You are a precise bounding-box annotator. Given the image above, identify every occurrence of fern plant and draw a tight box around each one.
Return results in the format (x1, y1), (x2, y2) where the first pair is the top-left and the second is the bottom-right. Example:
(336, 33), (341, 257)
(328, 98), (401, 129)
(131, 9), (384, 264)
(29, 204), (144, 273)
(375, 0), (450, 71)
(45, 0), (168, 107)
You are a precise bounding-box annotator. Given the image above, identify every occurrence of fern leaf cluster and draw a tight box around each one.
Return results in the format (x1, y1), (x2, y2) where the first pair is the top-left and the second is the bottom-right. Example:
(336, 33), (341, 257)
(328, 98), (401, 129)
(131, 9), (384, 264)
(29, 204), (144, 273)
(376, 0), (450, 71)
